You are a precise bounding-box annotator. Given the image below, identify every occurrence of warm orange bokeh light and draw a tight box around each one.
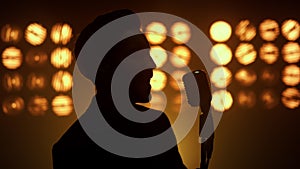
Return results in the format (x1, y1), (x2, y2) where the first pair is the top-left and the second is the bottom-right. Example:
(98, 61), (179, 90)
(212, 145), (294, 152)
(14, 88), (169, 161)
(260, 67), (279, 86)
(3, 72), (23, 91)
(235, 43), (257, 65)
(210, 43), (232, 65)
(149, 46), (167, 68)
(25, 49), (48, 67)
(210, 66), (232, 88)
(281, 87), (300, 109)
(237, 90), (256, 108)
(259, 43), (279, 64)
(1, 24), (22, 43)
(171, 22), (191, 44)
(145, 22), (167, 45)
(25, 23), (47, 46)
(235, 68), (257, 86)
(261, 89), (279, 109)
(51, 23), (73, 45)
(282, 64), (300, 86)
(211, 90), (233, 112)
(2, 96), (24, 115)
(27, 73), (47, 90)
(281, 19), (299, 41)
(169, 70), (187, 91)
(210, 21), (232, 42)
(1, 46), (23, 69)
(52, 95), (73, 116)
(52, 71), (73, 92)
(259, 19), (279, 41)
(282, 42), (300, 64)
(28, 96), (49, 116)
(170, 46), (191, 68)
(235, 20), (256, 41)
(150, 69), (167, 91)
(51, 47), (73, 68)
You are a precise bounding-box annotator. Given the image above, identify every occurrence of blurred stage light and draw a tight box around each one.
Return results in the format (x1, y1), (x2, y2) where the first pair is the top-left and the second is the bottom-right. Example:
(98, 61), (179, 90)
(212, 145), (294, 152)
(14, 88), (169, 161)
(27, 96), (49, 116)
(281, 19), (299, 41)
(211, 90), (233, 112)
(2, 96), (24, 115)
(210, 43), (232, 65)
(260, 67), (279, 86)
(1, 24), (22, 43)
(235, 68), (257, 86)
(235, 43), (257, 65)
(170, 22), (191, 44)
(281, 87), (300, 109)
(50, 47), (73, 68)
(50, 23), (73, 45)
(149, 46), (167, 68)
(25, 23), (47, 46)
(2, 72), (23, 92)
(150, 69), (167, 91)
(52, 95), (73, 116)
(170, 46), (191, 68)
(282, 64), (300, 86)
(1, 46), (23, 69)
(27, 73), (47, 90)
(260, 89), (279, 109)
(235, 20), (256, 41)
(169, 70), (186, 91)
(209, 21), (232, 42)
(259, 43), (279, 64)
(210, 66), (232, 88)
(237, 90), (256, 108)
(259, 19), (279, 41)
(282, 42), (300, 63)
(145, 22), (167, 45)
(52, 71), (73, 92)
(25, 49), (48, 67)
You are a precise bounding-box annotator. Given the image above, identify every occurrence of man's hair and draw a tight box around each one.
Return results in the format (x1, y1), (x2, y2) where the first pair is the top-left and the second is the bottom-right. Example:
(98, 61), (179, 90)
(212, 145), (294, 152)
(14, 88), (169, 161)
(74, 9), (136, 59)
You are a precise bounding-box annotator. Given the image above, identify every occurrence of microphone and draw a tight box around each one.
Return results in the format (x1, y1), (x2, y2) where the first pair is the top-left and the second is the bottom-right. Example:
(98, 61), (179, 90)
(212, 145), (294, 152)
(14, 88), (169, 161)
(182, 69), (214, 169)
(182, 70), (212, 113)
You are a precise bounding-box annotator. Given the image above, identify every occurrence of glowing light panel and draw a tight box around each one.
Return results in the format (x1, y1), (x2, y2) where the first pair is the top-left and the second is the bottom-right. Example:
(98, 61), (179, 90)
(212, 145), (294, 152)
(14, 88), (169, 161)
(51, 23), (73, 45)
(210, 21), (232, 42)
(25, 23), (47, 46)
(51, 47), (73, 68)
(235, 43), (257, 65)
(150, 69), (167, 91)
(281, 19), (300, 41)
(259, 43), (279, 64)
(282, 64), (300, 86)
(210, 43), (232, 65)
(211, 90), (233, 112)
(1, 46), (23, 69)
(259, 19), (279, 41)
(170, 46), (191, 68)
(149, 46), (167, 68)
(171, 22), (191, 44)
(145, 22), (167, 45)
(210, 66), (232, 88)
(52, 95), (73, 116)
(235, 20), (256, 41)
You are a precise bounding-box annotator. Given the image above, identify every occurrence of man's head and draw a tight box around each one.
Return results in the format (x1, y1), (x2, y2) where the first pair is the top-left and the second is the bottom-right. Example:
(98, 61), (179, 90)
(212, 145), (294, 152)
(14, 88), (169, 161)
(74, 9), (155, 106)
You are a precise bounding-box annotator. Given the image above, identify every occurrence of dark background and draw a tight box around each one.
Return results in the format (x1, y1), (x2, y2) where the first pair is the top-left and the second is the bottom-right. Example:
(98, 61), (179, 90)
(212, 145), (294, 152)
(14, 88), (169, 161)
(0, 0), (299, 169)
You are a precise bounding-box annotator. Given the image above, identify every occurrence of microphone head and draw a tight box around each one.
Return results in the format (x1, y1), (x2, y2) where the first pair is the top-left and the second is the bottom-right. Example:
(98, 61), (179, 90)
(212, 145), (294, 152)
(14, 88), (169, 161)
(182, 70), (202, 106)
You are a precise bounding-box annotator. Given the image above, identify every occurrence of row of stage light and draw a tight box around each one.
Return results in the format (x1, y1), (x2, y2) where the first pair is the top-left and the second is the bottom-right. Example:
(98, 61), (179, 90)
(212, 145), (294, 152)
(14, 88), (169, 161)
(0, 19), (299, 116)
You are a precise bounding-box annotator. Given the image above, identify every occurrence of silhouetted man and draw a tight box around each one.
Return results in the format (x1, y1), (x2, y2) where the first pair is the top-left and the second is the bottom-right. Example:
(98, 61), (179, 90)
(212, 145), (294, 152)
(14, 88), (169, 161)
(52, 9), (187, 169)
